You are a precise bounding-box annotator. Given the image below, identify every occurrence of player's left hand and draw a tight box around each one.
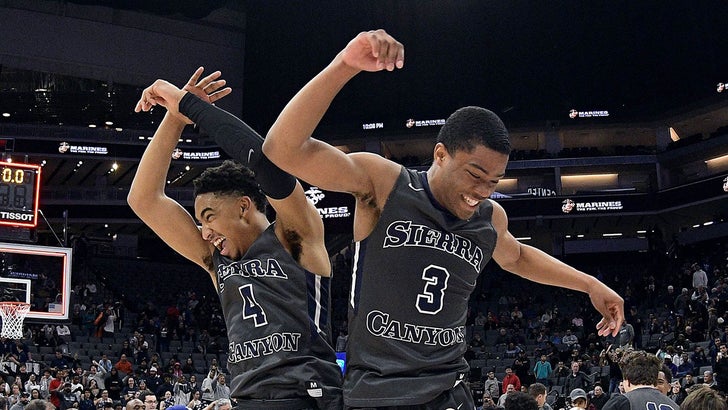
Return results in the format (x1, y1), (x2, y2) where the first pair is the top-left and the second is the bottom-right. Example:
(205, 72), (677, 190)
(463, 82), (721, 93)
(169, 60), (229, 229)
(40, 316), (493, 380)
(182, 67), (232, 105)
(340, 29), (404, 72)
(590, 283), (625, 337)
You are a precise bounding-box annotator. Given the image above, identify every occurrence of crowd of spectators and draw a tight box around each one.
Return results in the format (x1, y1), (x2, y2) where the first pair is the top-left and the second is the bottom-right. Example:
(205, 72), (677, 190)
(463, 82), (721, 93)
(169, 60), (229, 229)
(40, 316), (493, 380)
(0, 235), (726, 410)
(465, 239), (728, 409)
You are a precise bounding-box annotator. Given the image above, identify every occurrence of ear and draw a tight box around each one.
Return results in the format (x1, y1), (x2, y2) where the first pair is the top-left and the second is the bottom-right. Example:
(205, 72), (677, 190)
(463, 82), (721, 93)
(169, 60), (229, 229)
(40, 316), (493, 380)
(433, 142), (448, 163)
(238, 197), (253, 215)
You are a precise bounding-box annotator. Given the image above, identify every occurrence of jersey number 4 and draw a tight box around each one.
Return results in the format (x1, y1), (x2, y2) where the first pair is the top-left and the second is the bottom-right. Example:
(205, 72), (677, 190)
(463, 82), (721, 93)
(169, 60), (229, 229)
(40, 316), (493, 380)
(416, 265), (450, 315)
(239, 284), (268, 327)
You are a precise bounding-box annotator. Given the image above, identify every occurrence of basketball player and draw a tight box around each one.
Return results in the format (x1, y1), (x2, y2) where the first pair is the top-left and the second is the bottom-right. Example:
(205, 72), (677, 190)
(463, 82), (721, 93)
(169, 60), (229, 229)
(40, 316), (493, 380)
(261, 29), (625, 408)
(129, 69), (342, 409)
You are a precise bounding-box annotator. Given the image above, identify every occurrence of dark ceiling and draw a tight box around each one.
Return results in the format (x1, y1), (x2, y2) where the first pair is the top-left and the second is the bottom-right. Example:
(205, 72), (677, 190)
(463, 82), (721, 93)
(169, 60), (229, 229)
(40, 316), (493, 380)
(239, 1), (728, 134)
(4, 2), (728, 133)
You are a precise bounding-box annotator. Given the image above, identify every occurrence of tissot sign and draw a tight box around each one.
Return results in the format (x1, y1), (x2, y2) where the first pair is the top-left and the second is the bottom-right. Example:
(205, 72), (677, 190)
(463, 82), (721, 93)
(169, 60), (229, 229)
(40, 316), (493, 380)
(301, 183), (354, 234)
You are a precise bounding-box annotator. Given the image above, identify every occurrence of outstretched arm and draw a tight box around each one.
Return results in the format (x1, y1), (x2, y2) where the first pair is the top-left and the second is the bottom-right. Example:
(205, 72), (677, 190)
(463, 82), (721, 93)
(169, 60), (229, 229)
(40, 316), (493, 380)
(490, 200), (624, 337)
(263, 29), (404, 198)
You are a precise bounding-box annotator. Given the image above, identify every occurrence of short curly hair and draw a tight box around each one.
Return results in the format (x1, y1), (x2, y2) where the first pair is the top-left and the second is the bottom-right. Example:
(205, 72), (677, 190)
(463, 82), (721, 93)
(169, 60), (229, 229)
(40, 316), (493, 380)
(436, 106), (511, 156)
(193, 160), (267, 212)
(619, 350), (661, 386)
(504, 391), (538, 410)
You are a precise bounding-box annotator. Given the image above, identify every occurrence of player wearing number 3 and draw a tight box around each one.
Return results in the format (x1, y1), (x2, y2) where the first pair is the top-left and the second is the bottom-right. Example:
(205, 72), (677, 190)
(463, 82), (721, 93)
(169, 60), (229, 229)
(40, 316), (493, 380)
(128, 69), (342, 409)
(262, 29), (625, 408)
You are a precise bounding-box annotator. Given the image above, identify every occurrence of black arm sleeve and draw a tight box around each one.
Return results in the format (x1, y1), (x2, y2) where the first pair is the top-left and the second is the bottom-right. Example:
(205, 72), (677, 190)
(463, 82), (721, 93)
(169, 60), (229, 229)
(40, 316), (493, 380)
(178, 93), (296, 199)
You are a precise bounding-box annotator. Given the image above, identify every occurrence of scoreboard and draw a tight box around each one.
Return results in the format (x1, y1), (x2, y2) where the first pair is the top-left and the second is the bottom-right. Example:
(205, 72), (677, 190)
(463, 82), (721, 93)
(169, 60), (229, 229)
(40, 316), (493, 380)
(0, 162), (41, 228)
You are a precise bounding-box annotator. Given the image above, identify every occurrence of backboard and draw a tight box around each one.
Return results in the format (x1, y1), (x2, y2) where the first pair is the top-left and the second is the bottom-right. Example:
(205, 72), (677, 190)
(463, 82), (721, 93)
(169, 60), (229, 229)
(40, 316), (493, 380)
(0, 242), (72, 322)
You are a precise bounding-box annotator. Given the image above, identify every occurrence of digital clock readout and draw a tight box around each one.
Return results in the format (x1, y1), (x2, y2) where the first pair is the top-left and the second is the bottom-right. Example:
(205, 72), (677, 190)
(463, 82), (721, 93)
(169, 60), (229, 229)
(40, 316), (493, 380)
(0, 163), (41, 228)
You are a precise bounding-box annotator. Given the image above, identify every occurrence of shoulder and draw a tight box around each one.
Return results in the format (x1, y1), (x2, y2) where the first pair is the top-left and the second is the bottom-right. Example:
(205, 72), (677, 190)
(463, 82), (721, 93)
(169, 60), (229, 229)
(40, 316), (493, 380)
(602, 394), (629, 410)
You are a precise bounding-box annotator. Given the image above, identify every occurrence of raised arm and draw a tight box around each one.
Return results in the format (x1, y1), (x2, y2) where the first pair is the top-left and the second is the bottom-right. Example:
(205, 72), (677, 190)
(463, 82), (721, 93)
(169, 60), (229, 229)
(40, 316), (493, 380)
(263, 30), (404, 197)
(128, 69), (229, 275)
(489, 200), (624, 337)
(136, 74), (329, 276)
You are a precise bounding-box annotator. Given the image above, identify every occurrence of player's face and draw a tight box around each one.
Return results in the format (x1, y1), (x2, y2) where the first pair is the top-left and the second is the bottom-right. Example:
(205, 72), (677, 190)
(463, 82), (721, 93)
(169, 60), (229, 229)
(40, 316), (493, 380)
(195, 192), (252, 260)
(656, 371), (670, 394)
(431, 143), (508, 220)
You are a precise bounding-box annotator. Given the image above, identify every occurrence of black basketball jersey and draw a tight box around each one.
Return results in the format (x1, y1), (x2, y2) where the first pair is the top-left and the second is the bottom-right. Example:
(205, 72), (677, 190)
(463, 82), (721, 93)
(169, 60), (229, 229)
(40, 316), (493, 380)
(212, 224), (343, 409)
(344, 167), (497, 407)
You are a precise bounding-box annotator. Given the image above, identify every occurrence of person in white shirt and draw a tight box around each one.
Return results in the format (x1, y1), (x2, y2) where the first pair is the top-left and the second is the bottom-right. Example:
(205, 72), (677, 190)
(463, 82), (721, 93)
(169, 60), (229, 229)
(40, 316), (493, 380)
(692, 263), (708, 291)
(87, 364), (107, 389)
(200, 367), (217, 404)
(56, 324), (72, 352)
(211, 374), (230, 402)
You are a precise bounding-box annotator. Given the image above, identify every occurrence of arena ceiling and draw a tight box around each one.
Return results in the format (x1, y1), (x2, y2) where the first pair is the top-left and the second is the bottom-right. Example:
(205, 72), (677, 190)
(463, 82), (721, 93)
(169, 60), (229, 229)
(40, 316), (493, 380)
(1, 1), (728, 255)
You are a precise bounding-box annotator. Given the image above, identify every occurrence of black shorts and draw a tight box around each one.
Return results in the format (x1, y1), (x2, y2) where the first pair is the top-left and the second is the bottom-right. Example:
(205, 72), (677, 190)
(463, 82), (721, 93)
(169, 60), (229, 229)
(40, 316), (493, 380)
(234, 397), (317, 410)
(348, 382), (474, 410)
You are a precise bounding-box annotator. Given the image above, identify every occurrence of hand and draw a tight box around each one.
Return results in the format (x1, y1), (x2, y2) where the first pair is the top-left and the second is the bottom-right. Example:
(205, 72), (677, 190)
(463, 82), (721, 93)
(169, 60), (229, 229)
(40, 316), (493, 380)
(182, 67), (231, 105)
(134, 80), (186, 115)
(590, 282), (625, 337)
(339, 29), (404, 72)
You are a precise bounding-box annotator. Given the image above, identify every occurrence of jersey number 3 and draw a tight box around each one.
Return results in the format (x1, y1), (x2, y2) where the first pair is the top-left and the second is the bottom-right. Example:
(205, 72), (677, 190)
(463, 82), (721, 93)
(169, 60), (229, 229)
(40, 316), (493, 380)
(239, 284), (268, 327)
(416, 265), (450, 315)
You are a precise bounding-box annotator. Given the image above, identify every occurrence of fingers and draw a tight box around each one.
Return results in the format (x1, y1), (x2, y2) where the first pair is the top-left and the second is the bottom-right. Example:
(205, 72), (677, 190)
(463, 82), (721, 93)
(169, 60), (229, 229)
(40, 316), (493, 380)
(204, 79), (227, 94)
(197, 71), (222, 89)
(208, 87), (232, 103)
(134, 87), (157, 113)
(366, 29), (405, 71)
(187, 67), (205, 87)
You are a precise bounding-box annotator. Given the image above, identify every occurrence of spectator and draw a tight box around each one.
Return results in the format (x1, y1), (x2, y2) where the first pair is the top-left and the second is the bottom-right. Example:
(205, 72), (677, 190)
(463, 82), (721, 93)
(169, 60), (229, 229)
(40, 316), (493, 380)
(180, 358), (198, 377)
(154, 375), (174, 402)
(533, 355), (552, 386)
(199, 367), (216, 405)
(104, 369), (123, 402)
(87, 365), (106, 390)
(498, 383), (516, 407)
(528, 383), (552, 410)
(504, 391), (538, 410)
(96, 356), (113, 374)
(121, 378), (138, 405)
(667, 381), (687, 405)
(703, 369), (717, 388)
(143, 369), (161, 395)
(483, 371), (500, 400)
(113, 356), (132, 375)
(589, 385), (608, 410)
(187, 391), (203, 410)
(602, 350), (678, 410)
(94, 390), (113, 410)
(210, 375), (228, 402)
(50, 351), (71, 370)
(502, 368), (521, 395)
(564, 362), (589, 393)
(171, 375), (192, 406)
(568, 388), (588, 410)
(692, 263), (708, 292)
(478, 391), (498, 410)
(56, 324), (72, 352)
(680, 385), (726, 410)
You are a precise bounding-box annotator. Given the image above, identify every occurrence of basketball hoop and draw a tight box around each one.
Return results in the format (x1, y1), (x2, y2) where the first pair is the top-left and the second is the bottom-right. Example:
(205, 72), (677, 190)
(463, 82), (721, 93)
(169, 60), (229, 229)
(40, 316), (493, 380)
(0, 302), (30, 340)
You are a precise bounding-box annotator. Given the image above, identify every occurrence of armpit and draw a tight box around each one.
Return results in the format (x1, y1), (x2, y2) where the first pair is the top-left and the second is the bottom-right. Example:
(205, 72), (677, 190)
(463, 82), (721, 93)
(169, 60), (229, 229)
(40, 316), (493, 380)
(283, 228), (303, 262)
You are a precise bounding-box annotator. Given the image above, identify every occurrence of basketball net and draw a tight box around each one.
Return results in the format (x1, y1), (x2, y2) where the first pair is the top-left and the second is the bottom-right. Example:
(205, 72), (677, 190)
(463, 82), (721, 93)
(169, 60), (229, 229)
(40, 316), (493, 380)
(0, 302), (30, 340)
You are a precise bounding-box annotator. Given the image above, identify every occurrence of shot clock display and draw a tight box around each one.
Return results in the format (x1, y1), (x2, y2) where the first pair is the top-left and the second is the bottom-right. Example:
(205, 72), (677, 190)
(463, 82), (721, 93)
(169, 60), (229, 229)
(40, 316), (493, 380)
(0, 163), (41, 228)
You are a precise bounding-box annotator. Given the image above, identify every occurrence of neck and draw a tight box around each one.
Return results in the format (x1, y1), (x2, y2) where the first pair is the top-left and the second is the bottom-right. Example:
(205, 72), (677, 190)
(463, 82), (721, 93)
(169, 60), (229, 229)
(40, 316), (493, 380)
(624, 383), (655, 392)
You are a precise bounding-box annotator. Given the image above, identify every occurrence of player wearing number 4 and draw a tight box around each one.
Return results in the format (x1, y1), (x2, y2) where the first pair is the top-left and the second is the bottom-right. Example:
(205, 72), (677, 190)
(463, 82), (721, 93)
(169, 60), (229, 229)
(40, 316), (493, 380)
(128, 69), (342, 409)
(261, 29), (625, 408)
